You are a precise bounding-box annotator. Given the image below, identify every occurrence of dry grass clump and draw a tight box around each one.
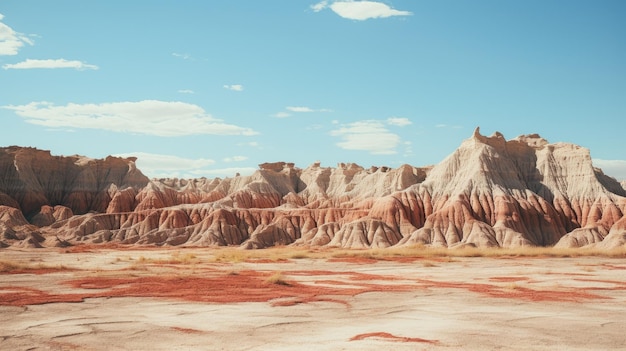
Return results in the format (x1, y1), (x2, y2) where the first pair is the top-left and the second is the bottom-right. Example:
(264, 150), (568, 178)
(135, 244), (626, 264)
(264, 271), (291, 286)
(0, 259), (68, 272)
(0, 260), (21, 272)
(210, 246), (318, 263)
(131, 251), (199, 265)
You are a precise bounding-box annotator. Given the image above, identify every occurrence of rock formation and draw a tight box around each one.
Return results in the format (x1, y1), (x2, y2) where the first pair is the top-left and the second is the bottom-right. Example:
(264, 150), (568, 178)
(0, 128), (624, 250)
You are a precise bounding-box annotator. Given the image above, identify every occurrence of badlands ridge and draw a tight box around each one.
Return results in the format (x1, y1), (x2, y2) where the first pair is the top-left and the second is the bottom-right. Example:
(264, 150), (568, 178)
(1, 128), (625, 250)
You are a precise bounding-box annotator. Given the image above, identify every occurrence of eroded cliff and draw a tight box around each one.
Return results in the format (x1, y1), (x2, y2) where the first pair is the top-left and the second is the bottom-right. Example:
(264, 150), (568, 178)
(1, 129), (624, 250)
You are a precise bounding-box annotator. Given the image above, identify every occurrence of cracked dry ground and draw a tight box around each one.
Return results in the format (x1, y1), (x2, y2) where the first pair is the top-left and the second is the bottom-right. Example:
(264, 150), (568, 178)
(1, 248), (626, 350)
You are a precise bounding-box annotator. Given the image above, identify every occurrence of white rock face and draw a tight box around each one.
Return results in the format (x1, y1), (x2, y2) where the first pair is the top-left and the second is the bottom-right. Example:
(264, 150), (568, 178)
(0, 128), (624, 249)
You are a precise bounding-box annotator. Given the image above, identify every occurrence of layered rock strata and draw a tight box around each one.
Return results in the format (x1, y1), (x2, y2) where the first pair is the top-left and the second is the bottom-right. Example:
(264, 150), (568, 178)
(0, 128), (624, 249)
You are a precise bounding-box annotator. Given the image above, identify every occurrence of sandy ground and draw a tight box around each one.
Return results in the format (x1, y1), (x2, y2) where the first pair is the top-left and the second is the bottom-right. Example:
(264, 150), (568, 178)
(1, 247), (626, 350)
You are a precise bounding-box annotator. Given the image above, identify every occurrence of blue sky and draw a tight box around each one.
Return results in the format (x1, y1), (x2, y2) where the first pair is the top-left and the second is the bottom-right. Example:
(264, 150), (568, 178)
(1, 1), (625, 180)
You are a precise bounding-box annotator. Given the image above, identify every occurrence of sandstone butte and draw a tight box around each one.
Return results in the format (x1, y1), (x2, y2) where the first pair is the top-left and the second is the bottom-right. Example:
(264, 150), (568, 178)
(1, 127), (625, 250)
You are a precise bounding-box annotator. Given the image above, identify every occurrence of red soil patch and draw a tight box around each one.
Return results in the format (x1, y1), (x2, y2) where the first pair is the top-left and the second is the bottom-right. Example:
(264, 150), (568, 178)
(415, 279), (607, 302)
(572, 278), (626, 291)
(2, 267), (75, 275)
(0, 286), (87, 306)
(0, 270), (406, 307)
(350, 332), (438, 344)
(489, 276), (530, 282)
(599, 263), (626, 270)
(171, 327), (204, 334)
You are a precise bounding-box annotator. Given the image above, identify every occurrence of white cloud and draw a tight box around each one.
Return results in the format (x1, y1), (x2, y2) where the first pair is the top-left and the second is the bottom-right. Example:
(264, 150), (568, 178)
(593, 159), (626, 181)
(238, 141), (260, 147)
(114, 152), (256, 179)
(273, 112), (291, 118)
(331, 119), (340, 124)
(172, 52), (191, 60)
(330, 120), (400, 154)
(178, 89), (195, 94)
(286, 106), (315, 112)
(435, 123), (463, 129)
(114, 152), (215, 178)
(223, 84), (243, 91)
(0, 13), (34, 55)
(386, 117), (412, 126)
(311, 1), (329, 12)
(223, 155), (248, 163)
(274, 106), (331, 118)
(306, 124), (324, 130)
(2, 58), (98, 70)
(3, 100), (258, 137)
(314, 1), (412, 21)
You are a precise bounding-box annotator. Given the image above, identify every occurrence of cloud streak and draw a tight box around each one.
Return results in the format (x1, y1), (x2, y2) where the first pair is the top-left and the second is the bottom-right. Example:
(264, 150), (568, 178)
(113, 152), (255, 179)
(3, 100), (258, 137)
(274, 106), (332, 117)
(0, 13), (34, 55)
(386, 117), (412, 126)
(223, 84), (243, 91)
(330, 120), (400, 154)
(223, 155), (248, 163)
(2, 58), (98, 70)
(172, 52), (191, 60)
(311, 1), (412, 21)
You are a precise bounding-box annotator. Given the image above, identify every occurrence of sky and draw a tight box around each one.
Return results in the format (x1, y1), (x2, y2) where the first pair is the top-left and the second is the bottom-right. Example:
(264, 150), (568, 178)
(1, 1), (625, 180)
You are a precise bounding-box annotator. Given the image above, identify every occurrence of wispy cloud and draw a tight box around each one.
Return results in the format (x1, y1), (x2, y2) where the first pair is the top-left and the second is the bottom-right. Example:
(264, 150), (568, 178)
(3, 100), (258, 137)
(114, 152), (215, 179)
(287, 106), (315, 113)
(223, 84), (243, 91)
(593, 159), (626, 181)
(0, 13), (34, 55)
(311, 1), (329, 12)
(274, 106), (332, 117)
(177, 89), (195, 94)
(330, 119), (401, 154)
(2, 58), (98, 70)
(113, 152), (256, 179)
(311, 1), (412, 21)
(435, 124), (463, 129)
(172, 52), (192, 60)
(273, 112), (291, 118)
(402, 140), (413, 157)
(386, 117), (412, 126)
(223, 155), (248, 163)
(238, 141), (260, 148)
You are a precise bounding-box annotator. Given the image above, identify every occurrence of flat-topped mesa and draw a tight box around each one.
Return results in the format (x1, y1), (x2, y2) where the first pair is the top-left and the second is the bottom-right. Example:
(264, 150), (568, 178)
(512, 133), (549, 149)
(258, 162), (295, 172)
(0, 147), (149, 218)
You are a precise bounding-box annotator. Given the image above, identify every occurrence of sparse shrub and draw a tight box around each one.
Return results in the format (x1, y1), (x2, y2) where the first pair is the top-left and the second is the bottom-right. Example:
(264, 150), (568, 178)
(265, 271), (290, 286)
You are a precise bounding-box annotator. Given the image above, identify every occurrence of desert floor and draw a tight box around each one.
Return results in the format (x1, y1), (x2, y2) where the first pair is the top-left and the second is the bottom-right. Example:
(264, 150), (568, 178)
(1, 246), (625, 351)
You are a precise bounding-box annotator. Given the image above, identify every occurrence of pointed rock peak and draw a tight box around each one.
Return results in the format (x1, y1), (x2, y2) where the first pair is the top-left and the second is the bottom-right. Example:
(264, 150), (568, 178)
(472, 126), (484, 141)
(469, 127), (505, 149)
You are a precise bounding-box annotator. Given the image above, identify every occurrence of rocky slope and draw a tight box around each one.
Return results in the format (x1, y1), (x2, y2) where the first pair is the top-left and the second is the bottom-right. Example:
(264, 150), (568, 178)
(1, 128), (624, 250)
